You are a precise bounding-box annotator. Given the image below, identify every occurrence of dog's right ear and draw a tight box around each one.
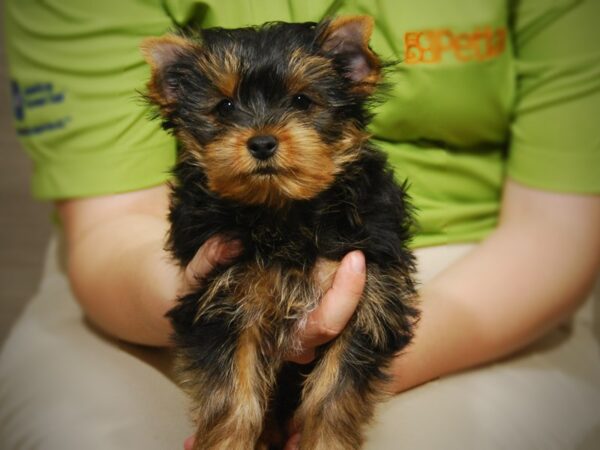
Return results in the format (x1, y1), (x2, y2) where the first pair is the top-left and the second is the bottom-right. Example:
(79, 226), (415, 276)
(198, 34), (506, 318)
(140, 35), (196, 105)
(317, 16), (381, 95)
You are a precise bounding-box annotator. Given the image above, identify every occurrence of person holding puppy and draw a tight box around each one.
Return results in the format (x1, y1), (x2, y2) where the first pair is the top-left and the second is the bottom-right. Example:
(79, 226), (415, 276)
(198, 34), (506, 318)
(1, 0), (599, 449)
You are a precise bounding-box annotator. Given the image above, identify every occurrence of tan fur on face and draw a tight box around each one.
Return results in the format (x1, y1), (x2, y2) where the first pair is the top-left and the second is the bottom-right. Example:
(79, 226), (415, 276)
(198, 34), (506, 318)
(197, 49), (241, 98)
(287, 49), (336, 95)
(180, 119), (366, 208)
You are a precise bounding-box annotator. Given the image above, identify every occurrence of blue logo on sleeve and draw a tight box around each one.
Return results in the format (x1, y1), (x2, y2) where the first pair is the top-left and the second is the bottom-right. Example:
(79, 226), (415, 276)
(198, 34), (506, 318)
(11, 80), (25, 121)
(10, 79), (69, 136)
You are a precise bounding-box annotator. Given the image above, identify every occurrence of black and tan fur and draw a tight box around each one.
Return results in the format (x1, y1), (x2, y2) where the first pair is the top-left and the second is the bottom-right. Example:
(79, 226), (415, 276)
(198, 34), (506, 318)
(141, 16), (419, 450)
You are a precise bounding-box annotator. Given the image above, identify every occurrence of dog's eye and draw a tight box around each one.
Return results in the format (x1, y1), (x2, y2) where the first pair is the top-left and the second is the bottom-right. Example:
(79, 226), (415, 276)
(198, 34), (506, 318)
(291, 94), (312, 110)
(215, 99), (235, 117)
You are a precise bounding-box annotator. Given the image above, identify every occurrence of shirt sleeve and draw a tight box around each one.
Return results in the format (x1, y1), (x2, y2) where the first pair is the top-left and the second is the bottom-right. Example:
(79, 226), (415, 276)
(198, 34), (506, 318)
(4, 0), (181, 200)
(507, 0), (600, 194)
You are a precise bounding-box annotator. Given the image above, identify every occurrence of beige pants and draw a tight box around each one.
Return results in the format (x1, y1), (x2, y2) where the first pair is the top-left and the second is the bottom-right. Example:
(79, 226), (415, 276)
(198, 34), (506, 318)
(1, 234), (599, 449)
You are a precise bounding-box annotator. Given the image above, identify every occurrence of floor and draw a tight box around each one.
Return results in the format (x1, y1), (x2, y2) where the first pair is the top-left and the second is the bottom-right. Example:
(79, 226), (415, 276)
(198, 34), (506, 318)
(0, 0), (53, 344)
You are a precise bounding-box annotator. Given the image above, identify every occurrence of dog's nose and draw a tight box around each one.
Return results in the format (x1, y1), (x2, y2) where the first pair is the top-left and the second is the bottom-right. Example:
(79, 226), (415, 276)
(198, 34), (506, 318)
(247, 135), (278, 160)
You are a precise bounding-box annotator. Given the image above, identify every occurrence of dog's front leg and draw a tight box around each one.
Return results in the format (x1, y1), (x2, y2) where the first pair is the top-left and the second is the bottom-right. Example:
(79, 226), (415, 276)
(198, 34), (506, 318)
(295, 264), (418, 450)
(185, 324), (277, 450)
(293, 331), (380, 450)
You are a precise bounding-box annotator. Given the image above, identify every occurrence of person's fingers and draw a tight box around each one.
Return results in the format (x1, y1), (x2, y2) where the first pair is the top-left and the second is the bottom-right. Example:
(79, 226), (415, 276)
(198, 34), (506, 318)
(183, 434), (195, 450)
(303, 251), (366, 347)
(183, 236), (242, 288)
(287, 251), (366, 363)
(284, 432), (301, 450)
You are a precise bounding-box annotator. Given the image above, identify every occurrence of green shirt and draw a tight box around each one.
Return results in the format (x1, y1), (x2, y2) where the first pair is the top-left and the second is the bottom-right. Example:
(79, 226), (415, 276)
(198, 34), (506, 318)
(5, 0), (600, 248)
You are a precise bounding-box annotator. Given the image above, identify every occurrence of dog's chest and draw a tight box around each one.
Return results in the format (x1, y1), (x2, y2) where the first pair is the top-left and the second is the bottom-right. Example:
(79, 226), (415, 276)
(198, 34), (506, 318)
(240, 207), (321, 264)
(199, 256), (327, 354)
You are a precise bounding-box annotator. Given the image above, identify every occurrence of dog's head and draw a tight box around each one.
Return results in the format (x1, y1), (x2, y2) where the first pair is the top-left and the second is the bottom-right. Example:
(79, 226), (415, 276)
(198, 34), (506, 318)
(142, 16), (383, 208)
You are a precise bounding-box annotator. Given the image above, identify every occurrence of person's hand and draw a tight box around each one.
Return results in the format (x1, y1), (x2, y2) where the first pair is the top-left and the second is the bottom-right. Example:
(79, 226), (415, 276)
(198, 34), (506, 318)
(285, 251), (366, 363)
(176, 235), (243, 297)
(282, 251), (366, 448)
(183, 250), (366, 450)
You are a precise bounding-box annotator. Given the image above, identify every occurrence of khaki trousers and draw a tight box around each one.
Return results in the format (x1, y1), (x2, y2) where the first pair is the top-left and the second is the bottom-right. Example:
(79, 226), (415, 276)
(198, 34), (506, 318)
(1, 234), (599, 449)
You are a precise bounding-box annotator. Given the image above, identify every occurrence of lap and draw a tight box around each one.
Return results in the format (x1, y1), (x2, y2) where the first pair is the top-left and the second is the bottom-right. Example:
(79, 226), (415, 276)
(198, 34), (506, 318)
(1, 235), (599, 449)
(367, 313), (600, 450)
(0, 235), (193, 450)
(368, 246), (600, 450)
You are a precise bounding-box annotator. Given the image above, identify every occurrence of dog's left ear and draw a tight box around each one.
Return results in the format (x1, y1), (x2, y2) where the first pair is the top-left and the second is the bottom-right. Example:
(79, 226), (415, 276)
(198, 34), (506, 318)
(317, 16), (381, 93)
(140, 34), (196, 105)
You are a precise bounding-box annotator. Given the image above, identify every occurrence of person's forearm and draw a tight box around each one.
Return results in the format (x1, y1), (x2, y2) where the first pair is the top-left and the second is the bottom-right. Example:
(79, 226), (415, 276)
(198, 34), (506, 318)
(65, 213), (179, 346)
(57, 185), (180, 346)
(390, 181), (600, 392)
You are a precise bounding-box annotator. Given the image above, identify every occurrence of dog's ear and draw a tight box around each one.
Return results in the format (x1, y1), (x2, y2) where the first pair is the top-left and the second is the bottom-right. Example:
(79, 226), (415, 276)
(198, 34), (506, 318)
(317, 16), (381, 92)
(140, 35), (195, 104)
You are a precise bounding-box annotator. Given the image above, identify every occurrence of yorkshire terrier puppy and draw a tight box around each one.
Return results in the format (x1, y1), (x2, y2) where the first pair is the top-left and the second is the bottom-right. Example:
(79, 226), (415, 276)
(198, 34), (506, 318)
(142, 16), (419, 450)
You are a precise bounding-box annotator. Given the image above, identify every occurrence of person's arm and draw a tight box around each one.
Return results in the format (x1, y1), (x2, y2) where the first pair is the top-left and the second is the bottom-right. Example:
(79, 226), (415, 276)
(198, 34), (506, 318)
(389, 178), (600, 392)
(57, 184), (240, 346)
(282, 178), (600, 449)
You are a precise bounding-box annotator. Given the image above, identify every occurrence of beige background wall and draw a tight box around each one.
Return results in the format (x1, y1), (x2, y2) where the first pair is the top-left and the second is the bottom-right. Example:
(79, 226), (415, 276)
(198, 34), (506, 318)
(0, 0), (53, 344)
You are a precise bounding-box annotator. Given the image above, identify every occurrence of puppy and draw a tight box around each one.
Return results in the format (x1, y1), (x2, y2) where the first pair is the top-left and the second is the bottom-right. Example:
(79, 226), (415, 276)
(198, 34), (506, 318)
(142, 16), (419, 450)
